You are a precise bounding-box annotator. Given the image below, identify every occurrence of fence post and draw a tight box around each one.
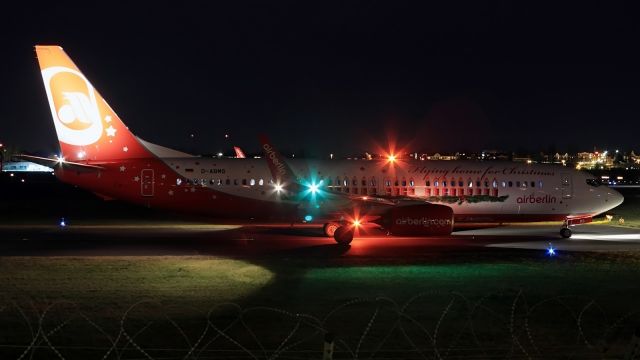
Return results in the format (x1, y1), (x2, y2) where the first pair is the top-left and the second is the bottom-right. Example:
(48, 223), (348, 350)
(323, 332), (334, 360)
(625, 327), (640, 360)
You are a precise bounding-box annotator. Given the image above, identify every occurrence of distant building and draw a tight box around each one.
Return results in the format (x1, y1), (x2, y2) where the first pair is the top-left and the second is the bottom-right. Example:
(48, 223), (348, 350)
(1, 161), (53, 173)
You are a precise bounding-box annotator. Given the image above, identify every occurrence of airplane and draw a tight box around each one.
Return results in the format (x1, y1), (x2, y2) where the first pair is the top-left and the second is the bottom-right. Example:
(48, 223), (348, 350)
(21, 45), (624, 245)
(234, 146), (246, 159)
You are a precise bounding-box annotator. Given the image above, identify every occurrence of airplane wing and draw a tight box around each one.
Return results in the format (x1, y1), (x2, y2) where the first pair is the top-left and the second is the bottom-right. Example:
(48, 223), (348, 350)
(258, 135), (420, 209)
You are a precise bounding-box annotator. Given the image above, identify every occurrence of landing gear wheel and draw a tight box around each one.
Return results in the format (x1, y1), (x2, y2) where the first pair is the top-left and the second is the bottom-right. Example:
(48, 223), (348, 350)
(323, 222), (340, 237)
(333, 226), (354, 245)
(560, 227), (572, 238)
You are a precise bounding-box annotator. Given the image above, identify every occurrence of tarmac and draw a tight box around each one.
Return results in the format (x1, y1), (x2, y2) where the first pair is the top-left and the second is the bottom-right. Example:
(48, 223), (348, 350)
(1, 221), (638, 257)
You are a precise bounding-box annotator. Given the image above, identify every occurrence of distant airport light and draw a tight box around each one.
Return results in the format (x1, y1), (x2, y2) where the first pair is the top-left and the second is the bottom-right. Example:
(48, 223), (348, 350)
(59, 218), (66, 227)
(274, 183), (284, 192)
(304, 215), (313, 222)
(547, 244), (556, 256)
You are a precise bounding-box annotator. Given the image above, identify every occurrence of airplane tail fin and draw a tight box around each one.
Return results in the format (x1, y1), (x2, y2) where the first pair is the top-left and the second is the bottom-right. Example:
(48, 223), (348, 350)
(35, 45), (153, 162)
(233, 146), (246, 158)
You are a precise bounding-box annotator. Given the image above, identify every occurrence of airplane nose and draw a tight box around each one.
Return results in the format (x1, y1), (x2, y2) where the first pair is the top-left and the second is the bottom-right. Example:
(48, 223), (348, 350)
(606, 188), (624, 209)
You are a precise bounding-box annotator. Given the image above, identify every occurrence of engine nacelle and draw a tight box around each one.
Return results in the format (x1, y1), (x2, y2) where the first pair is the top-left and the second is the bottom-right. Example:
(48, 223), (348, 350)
(378, 204), (454, 236)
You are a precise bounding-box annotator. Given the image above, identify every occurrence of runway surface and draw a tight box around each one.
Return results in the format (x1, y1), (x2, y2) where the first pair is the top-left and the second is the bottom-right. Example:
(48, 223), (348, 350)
(0, 221), (639, 257)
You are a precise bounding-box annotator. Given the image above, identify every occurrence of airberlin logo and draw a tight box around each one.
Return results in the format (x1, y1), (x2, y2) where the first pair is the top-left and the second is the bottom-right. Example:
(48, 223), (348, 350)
(395, 217), (452, 227)
(41, 66), (103, 146)
(517, 194), (557, 204)
(262, 144), (287, 177)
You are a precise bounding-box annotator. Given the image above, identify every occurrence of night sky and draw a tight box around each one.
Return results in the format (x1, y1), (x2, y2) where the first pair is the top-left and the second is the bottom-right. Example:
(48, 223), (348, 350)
(2, 1), (640, 157)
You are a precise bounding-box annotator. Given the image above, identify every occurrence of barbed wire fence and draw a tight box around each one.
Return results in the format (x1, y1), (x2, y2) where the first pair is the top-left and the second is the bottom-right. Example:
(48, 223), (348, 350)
(0, 291), (638, 359)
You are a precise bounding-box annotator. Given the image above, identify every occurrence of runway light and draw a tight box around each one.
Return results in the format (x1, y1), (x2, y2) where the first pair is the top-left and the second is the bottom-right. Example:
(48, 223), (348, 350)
(547, 244), (556, 256)
(59, 218), (66, 227)
(304, 215), (313, 222)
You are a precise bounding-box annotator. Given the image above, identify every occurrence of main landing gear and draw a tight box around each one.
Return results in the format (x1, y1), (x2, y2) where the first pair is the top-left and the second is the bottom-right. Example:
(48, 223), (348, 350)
(323, 222), (340, 237)
(323, 222), (354, 245)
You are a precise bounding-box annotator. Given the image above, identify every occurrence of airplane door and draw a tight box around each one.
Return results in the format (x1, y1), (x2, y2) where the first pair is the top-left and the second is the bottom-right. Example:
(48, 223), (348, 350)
(560, 172), (572, 199)
(141, 169), (154, 197)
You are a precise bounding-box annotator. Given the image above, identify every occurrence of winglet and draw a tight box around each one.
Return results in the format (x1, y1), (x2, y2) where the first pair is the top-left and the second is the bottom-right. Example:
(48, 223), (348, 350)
(259, 135), (296, 184)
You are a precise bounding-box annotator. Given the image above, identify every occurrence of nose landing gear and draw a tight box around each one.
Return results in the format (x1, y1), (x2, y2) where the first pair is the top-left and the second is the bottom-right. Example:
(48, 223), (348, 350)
(559, 219), (572, 238)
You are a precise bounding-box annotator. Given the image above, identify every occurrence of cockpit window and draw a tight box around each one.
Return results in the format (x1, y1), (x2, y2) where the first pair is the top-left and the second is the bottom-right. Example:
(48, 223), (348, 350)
(586, 178), (602, 187)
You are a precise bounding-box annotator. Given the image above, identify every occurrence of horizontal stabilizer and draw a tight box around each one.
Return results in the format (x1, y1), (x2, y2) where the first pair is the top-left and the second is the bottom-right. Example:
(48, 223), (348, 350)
(14, 154), (105, 172)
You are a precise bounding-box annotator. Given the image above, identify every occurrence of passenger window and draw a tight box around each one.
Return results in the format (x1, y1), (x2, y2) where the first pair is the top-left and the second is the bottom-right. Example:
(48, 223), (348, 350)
(492, 180), (497, 188)
(394, 179), (399, 186)
(327, 178), (333, 186)
(508, 181), (513, 187)
(370, 177), (376, 186)
(259, 179), (264, 186)
(434, 180), (439, 187)
(484, 180), (489, 187)
(361, 178), (367, 186)
(538, 180), (543, 188)
(250, 179), (255, 186)
(468, 180), (473, 187)
(242, 179), (247, 186)
(425, 180), (431, 186)
(476, 181), (481, 187)
(443, 181), (447, 187)
(530, 181), (535, 188)
(176, 178), (182, 186)
(409, 179), (415, 187)
(234, 179), (239, 186)
(225, 179), (231, 185)
(352, 177), (357, 186)
(522, 181), (527, 188)
(516, 181), (520, 187)
(458, 180), (463, 187)
(402, 179), (407, 187)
